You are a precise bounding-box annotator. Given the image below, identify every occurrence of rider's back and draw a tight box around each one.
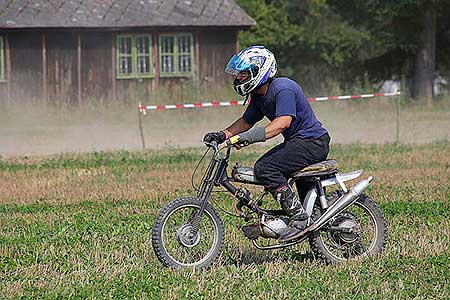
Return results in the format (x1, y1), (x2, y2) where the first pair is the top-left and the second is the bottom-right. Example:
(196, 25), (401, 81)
(246, 77), (328, 140)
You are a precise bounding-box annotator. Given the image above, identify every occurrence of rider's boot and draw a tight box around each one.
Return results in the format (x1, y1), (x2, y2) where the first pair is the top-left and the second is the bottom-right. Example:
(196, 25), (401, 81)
(273, 184), (310, 243)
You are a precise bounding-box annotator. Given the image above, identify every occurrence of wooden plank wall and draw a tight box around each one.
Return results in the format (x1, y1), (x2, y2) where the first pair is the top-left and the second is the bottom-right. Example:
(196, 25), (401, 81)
(46, 32), (77, 103)
(199, 29), (237, 90)
(1, 28), (239, 104)
(7, 31), (42, 102)
(81, 32), (112, 101)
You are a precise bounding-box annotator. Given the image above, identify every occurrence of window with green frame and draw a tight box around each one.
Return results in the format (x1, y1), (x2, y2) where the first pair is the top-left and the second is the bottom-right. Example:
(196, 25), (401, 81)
(116, 34), (153, 79)
(159, 34), (194, 76)
(0, 36), (5, 81)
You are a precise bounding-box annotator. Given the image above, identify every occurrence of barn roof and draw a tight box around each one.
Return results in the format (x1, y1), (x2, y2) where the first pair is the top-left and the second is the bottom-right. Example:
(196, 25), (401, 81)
(0, 0), (255, 29)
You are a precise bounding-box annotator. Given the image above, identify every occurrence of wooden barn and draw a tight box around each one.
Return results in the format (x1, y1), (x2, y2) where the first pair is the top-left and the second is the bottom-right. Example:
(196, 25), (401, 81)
(0, 0), (254, 104)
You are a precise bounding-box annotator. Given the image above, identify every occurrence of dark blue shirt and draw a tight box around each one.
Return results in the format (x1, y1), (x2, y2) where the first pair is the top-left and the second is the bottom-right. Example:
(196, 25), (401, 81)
(243, 77), (328, 140)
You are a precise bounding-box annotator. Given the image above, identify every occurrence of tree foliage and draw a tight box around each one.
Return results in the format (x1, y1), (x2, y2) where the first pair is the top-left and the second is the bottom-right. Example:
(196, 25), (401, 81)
(236, 0), (370, 94)
(236, 0), (450, 98)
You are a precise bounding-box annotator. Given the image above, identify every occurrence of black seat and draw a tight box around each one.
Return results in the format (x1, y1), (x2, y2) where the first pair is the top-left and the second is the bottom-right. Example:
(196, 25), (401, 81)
(290, 159), (339, 178)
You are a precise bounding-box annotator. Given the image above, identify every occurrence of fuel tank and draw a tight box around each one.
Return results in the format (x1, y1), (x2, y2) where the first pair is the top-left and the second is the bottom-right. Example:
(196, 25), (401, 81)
(231, 166), (262, 185)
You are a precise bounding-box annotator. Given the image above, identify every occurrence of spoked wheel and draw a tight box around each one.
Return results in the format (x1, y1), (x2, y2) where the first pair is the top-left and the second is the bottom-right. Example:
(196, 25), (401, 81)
(309, 194), (387, 264)
(152, 197), (224, 269)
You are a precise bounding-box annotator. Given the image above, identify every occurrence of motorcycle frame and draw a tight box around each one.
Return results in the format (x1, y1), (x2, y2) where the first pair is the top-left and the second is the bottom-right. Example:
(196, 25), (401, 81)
(194, 142), (362, 231)
(192, 142), (369, 251)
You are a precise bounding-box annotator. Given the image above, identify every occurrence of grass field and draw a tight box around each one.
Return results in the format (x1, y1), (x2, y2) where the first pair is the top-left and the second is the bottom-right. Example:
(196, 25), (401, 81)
(1, 141), (449, 299)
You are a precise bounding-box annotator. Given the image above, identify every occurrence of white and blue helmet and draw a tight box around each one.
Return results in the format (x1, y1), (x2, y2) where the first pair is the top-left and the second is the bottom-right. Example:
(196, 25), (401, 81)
(225, 46), (277, 96)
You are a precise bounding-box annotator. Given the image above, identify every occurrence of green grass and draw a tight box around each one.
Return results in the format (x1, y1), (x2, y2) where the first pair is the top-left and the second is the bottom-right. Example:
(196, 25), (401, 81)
(1, 142), (449, 299)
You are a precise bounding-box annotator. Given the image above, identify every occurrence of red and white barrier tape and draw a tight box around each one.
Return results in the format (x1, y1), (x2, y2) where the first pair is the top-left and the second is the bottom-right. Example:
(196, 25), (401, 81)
(308, 91), (400, 102)
(138, 91), (400, 114)
(138, 100), (245, 114)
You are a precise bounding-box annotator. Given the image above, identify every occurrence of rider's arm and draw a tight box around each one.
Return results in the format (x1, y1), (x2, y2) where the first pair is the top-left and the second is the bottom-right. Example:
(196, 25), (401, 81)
(225, 115), (291, 147)
(223, 117), (253, 138)
(225, 97), (264, 139)
(264, 116), (292, 139)
(262, 89), (296, 139)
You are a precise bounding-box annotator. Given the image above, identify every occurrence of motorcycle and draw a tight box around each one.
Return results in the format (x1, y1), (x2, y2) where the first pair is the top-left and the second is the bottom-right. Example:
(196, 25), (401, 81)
(152, 138), (388, 268)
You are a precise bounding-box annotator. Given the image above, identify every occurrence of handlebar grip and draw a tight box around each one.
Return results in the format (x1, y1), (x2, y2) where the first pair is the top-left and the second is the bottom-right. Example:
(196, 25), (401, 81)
(226, 135), (241, 146)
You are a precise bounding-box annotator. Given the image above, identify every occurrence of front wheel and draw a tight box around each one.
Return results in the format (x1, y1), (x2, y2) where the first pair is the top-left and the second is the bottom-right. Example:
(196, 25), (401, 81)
(309, 194), (388, 264)
(152, 196), (224, 268)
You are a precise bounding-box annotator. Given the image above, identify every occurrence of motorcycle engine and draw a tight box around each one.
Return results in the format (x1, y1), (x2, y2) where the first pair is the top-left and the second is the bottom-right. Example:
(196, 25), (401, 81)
(241, 216), (289, 239)
(260, 216), (289, 238)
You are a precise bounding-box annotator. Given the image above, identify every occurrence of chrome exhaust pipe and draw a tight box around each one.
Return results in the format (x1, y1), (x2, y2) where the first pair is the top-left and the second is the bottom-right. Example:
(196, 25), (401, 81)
(307, 176), (374, 233)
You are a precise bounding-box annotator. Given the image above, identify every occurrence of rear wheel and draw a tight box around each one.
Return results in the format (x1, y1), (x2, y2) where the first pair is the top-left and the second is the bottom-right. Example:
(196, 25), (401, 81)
(308, 194), (387, 264)
(152, 197), (224, 269)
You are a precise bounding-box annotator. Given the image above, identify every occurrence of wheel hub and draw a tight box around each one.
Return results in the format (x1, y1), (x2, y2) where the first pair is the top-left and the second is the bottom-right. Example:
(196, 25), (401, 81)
(337, 219), (359, 243)
(331, 214), (360, 244)
(176, 224), (201, 248)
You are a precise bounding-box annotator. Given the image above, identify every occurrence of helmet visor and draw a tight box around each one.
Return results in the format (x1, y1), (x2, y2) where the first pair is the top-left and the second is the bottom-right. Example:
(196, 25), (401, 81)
(225, 54), (254, 75)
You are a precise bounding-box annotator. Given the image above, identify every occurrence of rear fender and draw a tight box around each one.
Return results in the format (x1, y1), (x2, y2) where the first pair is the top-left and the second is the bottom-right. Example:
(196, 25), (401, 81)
(321, 170), (363, 189)
(303, 170), (363, 216)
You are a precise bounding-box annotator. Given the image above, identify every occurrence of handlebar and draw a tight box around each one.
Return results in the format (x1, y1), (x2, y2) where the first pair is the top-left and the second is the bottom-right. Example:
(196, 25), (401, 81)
(225, 136), (237, 147)
(203, 134), (248, 151)
(226, 134), (249, 148)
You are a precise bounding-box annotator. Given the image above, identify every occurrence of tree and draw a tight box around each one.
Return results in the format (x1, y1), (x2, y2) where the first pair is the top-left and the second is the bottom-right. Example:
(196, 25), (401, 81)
(414, 4), (436, 103)
(236, 0), (450, 99)
(236, 0), (370, 94)
(329, 0), (450, 102)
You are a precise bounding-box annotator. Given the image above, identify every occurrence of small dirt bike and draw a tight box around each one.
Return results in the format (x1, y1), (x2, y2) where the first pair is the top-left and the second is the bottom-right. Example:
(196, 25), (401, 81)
(152, 140), (387, 268)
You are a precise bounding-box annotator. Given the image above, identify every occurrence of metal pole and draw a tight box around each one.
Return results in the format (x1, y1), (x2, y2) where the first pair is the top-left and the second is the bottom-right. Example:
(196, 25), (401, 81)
(395, 90), (400, 143)
(138, 103), (146, 150)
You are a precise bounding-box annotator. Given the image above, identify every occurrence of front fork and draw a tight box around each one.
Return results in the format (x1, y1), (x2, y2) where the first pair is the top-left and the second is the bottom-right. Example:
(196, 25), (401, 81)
(190, 155), (232, 234)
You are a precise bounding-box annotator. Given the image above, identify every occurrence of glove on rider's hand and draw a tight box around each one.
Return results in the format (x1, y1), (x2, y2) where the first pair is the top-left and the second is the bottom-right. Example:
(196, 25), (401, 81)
(235, 127), (266, 147)
(203, 131), (227, 144)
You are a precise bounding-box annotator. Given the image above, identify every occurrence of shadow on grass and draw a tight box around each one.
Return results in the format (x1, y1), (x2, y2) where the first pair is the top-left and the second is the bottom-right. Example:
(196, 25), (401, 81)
(220, 245), (316, 267)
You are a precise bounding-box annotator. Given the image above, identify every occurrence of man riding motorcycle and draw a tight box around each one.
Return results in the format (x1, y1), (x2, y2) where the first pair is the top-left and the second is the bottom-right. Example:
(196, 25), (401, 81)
(203, 46), (330, 242)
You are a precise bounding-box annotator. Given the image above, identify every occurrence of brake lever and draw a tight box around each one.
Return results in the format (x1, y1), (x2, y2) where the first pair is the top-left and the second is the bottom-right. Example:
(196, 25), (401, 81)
(203, 140), (218, 149)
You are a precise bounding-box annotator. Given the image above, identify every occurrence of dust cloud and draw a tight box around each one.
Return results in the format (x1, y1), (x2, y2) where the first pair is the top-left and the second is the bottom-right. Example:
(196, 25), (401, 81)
(1, 97), (449, 157)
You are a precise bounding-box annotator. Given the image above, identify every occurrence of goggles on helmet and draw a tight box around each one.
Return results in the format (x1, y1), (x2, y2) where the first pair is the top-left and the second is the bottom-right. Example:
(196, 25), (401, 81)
(225, 54), (256, 75)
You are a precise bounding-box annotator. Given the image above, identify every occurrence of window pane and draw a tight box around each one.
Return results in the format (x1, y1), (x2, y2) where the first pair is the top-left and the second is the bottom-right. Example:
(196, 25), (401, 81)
(118, 37), (132, 55)
(119, 56), (132, 75)
(136, 36), (151, 74)
(179, 54), (191, 73)
(159, 35), (193, 74)
(162, 55), (174, 73)
(137, 56), (150, 74)
(161, 36), (174, 54)
(178, 36), (191, 53)
(136, 36), (150, 55)
(116, 35), (153, 77)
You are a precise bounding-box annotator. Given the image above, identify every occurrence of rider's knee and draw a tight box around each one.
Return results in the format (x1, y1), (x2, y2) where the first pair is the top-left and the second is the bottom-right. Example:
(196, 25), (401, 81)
(254, 161), (266, 180)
